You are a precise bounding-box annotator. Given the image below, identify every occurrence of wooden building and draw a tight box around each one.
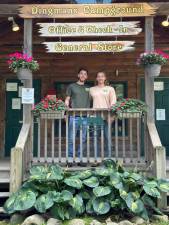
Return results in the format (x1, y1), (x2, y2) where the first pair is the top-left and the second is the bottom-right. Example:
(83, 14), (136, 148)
(0, 0), (169, 208)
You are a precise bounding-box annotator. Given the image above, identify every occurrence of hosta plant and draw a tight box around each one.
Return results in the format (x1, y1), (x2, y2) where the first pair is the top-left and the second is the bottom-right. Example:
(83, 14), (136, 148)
(4, 160), (169, 221)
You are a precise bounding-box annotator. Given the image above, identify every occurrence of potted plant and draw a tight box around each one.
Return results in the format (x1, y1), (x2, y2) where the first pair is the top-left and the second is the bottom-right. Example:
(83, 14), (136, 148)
(7, 52), (39, 79)
(32, 95), (65, 119)
(111, 98), (147, 118)
(136, 50), (169, 77)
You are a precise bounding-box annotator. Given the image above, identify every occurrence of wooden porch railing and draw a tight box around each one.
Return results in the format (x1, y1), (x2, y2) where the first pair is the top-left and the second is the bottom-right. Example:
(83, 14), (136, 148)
(10, 109), (167, 209)
(33, 109), (147, 166)
(10, 123), (31, 193)
(146, 122), (167, 209)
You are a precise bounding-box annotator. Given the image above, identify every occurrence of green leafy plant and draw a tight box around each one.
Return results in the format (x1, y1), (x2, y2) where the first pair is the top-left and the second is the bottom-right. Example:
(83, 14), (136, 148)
(136, 50), (169, 66)
(111, 98), (147, 115)
(32, 95), (65, 117)
(4, 160), (169, 221)
(7, 52), (39, 72)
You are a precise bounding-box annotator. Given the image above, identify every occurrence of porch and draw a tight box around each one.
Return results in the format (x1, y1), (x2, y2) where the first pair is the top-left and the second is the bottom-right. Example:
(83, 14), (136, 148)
(9, 109), (165, 195)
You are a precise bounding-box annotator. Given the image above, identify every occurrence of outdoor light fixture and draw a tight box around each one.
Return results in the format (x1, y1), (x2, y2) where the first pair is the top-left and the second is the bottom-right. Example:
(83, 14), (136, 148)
(161, 16), (169, 27)
(8, 17), (20, 32)
(115, 69), (119, 77)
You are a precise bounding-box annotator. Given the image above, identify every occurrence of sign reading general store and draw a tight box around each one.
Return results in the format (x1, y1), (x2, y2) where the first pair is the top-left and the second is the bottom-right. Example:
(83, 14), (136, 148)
(44, 41), (135, 53)
(38, 22), (142, 37)
(19, 3), (156, 18)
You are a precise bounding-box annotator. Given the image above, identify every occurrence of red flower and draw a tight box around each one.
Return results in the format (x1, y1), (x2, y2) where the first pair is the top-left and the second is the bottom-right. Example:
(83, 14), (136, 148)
(121, 102), (126, 106)
(7, 60), (12, 65)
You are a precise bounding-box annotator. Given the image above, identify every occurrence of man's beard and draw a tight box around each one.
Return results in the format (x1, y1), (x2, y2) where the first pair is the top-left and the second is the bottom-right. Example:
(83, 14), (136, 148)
(79, 78), (86, 82)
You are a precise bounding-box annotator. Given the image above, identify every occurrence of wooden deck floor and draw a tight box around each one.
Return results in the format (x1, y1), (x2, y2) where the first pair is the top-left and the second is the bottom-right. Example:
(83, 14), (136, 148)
(1, 158), (169, 177)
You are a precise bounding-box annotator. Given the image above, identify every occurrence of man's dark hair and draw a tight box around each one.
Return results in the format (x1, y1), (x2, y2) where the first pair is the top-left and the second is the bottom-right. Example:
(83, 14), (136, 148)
(78, 67), (88, 75)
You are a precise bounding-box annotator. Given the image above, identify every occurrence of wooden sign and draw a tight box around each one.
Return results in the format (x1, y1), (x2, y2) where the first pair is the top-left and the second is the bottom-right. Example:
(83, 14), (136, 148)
(38, 22), (142, 37)
(43, 41), (135, 53)
(19, 3), (156, 18)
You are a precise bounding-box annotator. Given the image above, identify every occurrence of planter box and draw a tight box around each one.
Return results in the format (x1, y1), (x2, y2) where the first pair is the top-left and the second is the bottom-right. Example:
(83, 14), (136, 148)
(40, 111), (65, 119)
(118, 112), (142, 118)
(17, 68), (32, 80)
(145, 64), (161, 77)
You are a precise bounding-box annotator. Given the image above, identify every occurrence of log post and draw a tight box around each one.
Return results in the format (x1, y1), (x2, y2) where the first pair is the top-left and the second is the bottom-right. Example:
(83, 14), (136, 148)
(23, 19), (33, 162)
(155, 146), (167, 209)
(10, 148), (23, 193)
(145, 17), (155, 123)
(145, 17), (167, 209)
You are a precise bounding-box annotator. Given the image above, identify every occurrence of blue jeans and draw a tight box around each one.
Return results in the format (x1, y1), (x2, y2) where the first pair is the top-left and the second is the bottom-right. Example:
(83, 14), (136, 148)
(68, 116), (87, 157)
(93, 120), (111, 157)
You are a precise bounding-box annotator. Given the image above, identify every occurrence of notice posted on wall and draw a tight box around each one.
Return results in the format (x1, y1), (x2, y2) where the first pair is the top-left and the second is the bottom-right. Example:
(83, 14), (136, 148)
(22, 88), (34, 104)
(156, 109), (166, 121)
(12, 98), (21, 110)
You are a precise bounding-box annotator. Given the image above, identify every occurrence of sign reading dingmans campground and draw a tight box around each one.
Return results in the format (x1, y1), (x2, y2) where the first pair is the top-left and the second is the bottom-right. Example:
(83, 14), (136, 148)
(19, 3), (156, 18)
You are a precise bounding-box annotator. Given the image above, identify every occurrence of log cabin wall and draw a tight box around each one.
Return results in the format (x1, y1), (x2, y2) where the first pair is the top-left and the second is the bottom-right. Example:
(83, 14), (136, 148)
(0, 16), (169, 157)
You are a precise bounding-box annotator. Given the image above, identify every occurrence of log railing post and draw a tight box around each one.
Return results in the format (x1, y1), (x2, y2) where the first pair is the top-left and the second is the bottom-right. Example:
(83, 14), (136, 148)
(155, 146), (167, 209)
(10, 148), (23, 193)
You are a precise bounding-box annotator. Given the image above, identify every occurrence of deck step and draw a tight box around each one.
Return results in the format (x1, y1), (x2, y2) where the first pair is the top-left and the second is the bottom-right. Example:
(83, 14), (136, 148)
(0, 178), (10, 183)
(0, 192), (9, 198)
(0, 207), (5, 213)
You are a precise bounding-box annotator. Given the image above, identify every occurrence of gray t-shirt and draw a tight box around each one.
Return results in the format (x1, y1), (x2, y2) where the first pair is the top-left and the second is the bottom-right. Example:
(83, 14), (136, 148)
(66, 83), (90, 108)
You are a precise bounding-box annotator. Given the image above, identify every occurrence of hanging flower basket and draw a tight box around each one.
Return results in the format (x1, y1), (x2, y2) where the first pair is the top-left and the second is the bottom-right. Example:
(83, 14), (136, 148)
(40, 110), (65, 119)
(17, 68), (32, 80)
(144, 64), (161, 77)
(7, 52), (39, 80)
(136, 50), (169, 77)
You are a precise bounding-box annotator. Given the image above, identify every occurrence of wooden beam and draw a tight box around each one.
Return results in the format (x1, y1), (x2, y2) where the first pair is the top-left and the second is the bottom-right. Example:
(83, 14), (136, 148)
(23, 19), (33, 159)
(145, 17), (154, 123)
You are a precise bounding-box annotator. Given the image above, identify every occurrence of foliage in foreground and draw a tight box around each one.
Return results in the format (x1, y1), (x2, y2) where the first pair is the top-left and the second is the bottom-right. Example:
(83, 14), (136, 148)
(4, 160), (169, 221)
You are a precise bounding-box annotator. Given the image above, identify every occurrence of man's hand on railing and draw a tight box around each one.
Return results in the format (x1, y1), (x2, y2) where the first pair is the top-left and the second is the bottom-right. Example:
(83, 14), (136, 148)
(65, 96), (70, 108)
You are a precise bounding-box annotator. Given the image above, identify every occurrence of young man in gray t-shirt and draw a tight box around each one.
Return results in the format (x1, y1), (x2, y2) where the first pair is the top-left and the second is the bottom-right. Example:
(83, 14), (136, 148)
(65, 68), (90, 158)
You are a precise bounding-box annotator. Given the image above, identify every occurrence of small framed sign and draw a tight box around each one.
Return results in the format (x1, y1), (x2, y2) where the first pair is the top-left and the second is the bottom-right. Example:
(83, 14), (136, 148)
(6, 83), (18, 91)
(22, 88), (34, 104)
(156, 109), (165, 121)
(12, 98), (21, 110)
(154, 82), (164, 91)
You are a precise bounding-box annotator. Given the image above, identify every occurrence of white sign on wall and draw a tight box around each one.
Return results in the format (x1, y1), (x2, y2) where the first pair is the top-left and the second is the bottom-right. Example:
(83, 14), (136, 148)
(154, 82), (164, 91)
(22, 88), (34, 104)
(6, 83), (18, 91)
(12, 98), (21, 110)
(156, 109), (166, 121)
(38, 22), (142, 37)
(43, 41), (135, 53)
